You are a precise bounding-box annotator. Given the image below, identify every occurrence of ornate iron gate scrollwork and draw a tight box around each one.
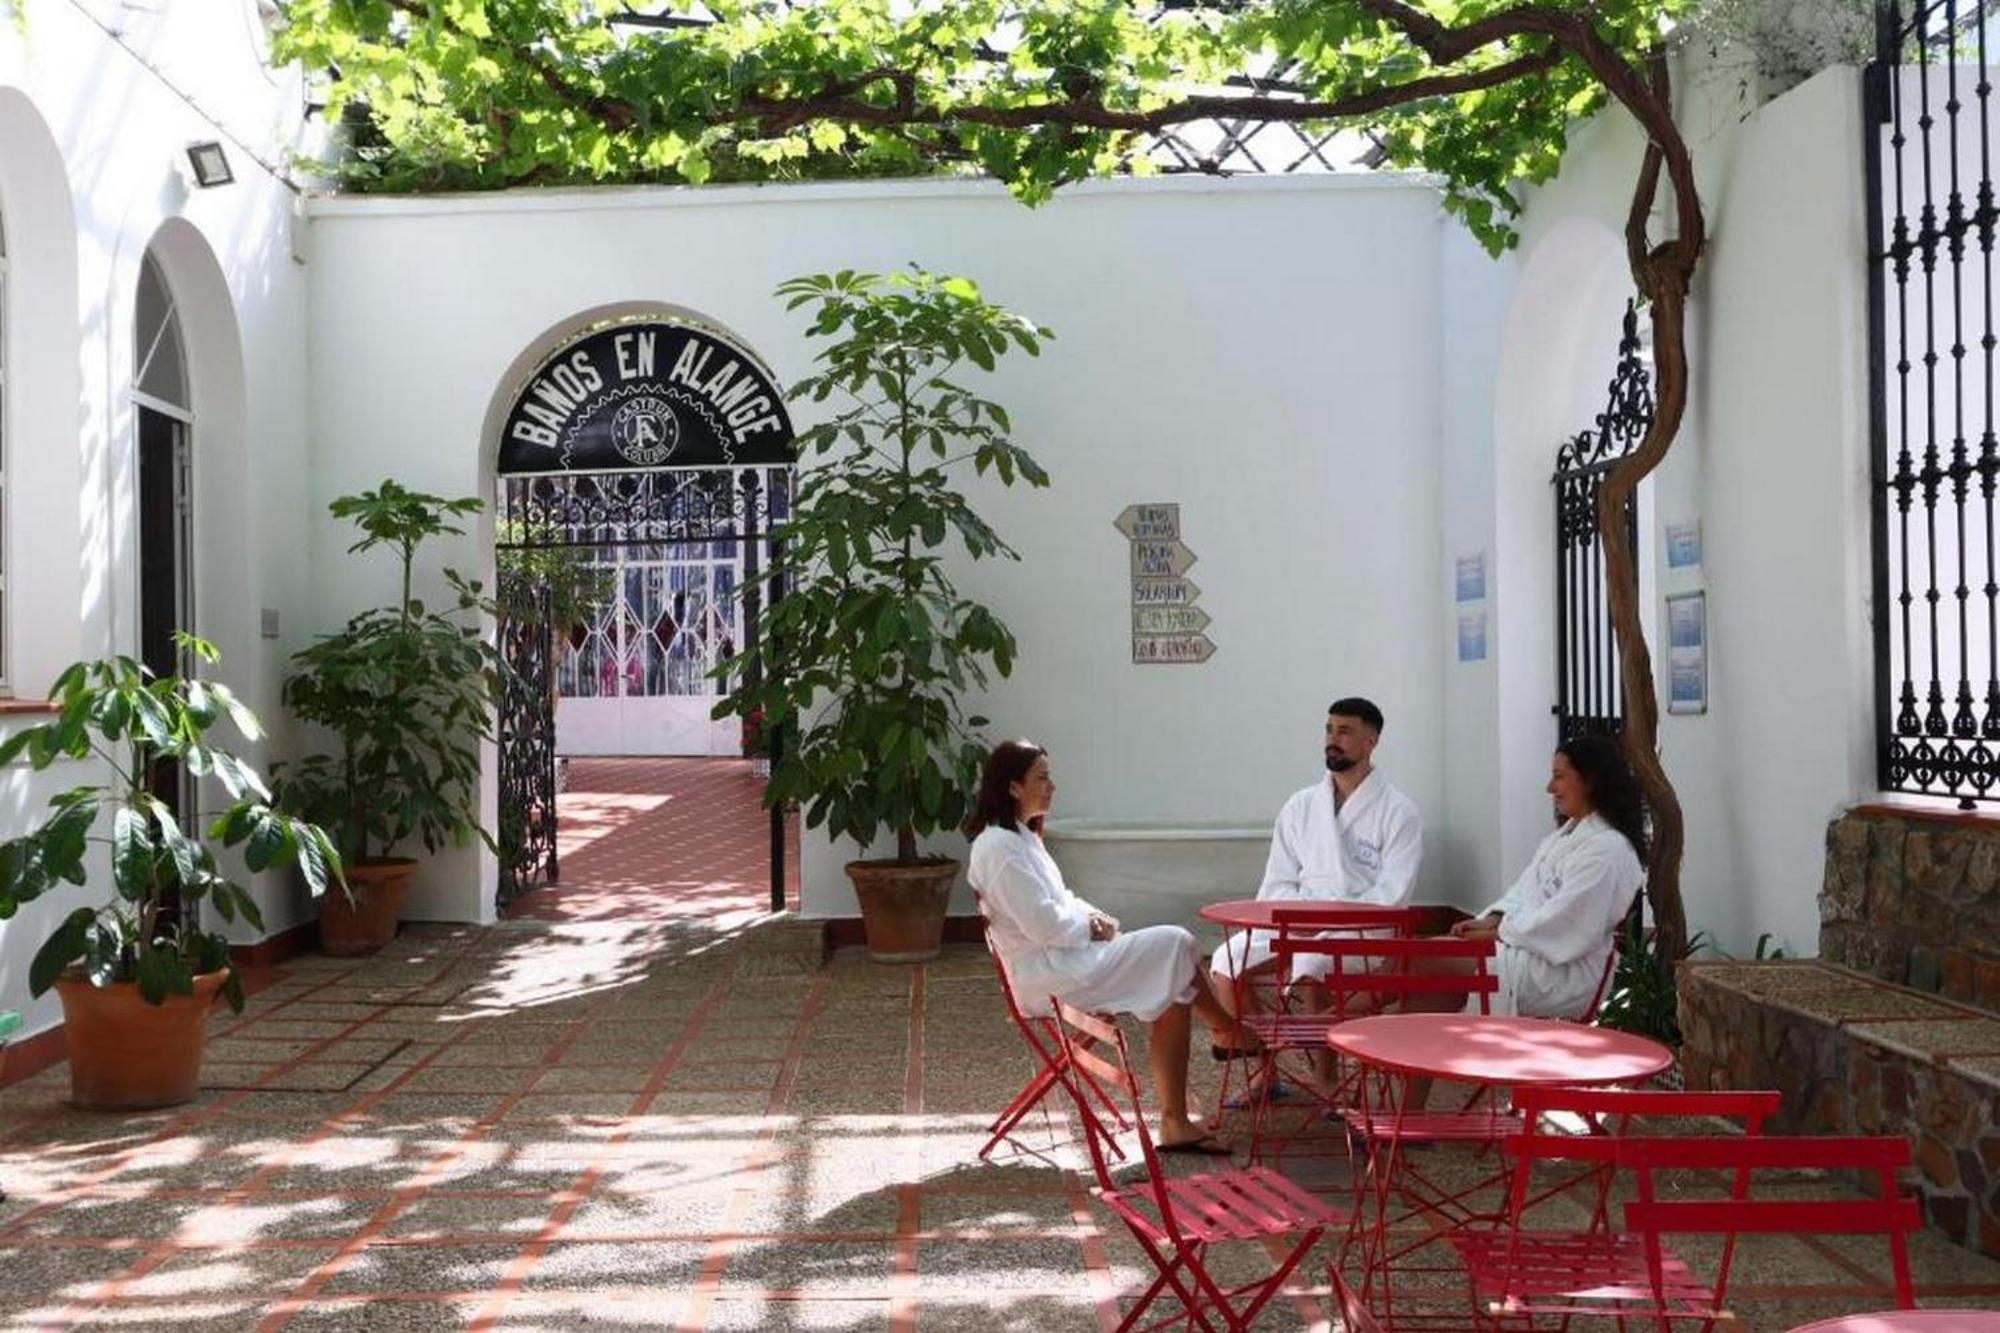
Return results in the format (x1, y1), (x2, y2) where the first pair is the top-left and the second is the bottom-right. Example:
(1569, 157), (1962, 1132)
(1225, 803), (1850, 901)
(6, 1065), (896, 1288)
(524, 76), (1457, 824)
(498, 573), (559, 905)
(1554, 303), (1654, 744)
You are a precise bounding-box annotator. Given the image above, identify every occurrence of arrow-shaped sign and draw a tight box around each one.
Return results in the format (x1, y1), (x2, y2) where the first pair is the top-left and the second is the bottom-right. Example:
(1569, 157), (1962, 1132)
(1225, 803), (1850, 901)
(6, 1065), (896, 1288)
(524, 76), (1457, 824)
(1130, 540), (1197, 578)
(1132, 605), (1213, 635)
(1131, 577), (1201, 606)
(1132, 633), (1218, 665)
(1114, 503), (1181, 542)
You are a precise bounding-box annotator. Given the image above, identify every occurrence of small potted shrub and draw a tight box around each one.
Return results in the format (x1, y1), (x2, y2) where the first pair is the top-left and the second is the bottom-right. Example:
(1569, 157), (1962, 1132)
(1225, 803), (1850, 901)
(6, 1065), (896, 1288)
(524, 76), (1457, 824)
(0, 639), (339, 1109)
(715, 267), (1051, 961)
(281, 481), (497, 955)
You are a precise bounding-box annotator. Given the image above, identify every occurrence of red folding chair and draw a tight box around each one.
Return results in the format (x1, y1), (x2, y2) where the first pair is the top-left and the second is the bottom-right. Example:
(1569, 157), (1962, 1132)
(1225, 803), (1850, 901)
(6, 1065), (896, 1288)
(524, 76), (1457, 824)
(974, 903), (1129, 1165)
(1457, 1095), (1917, 1330)
(1325, 936), (1514, 1148)
(1051, 998), (1347, 1333)
(1576, 940), (1620, 1024)
(1228, 905), (1419, 1158)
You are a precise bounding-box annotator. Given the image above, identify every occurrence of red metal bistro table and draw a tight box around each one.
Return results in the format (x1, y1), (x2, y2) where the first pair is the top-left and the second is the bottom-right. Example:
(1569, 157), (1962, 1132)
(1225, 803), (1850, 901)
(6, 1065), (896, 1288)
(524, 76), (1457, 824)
(1198, 897), (1407, 933)
(1787, 1315), (2000, 1333)
(1326, 1013), (1673, 1330)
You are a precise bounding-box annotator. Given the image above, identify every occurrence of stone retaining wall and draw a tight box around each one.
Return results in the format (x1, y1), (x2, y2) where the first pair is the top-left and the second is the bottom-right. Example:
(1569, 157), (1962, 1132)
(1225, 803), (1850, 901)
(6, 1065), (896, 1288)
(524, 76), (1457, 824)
(1679, 959), (2000, 1257)
(1822, 808), (2000, 1004)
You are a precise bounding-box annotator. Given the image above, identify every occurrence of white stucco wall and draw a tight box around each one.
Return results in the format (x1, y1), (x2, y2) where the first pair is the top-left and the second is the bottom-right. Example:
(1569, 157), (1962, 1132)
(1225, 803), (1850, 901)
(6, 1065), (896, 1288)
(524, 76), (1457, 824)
(1485, 61), (1877, 955)
(306, 175), (1454, 921)
(0, 0), (314, 1041)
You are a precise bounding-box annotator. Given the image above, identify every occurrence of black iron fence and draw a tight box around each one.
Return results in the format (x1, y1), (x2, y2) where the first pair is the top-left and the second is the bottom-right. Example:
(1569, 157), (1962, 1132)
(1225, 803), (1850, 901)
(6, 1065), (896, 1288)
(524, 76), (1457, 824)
(1868, 0), (2000, 806)
(1554, 304), (1651, 745)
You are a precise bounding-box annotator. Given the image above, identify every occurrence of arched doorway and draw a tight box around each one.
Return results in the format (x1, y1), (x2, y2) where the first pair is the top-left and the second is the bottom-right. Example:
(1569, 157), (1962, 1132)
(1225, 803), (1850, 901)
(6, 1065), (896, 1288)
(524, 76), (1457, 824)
(133, 246), (195, 814)
(493, 313), (796, 909)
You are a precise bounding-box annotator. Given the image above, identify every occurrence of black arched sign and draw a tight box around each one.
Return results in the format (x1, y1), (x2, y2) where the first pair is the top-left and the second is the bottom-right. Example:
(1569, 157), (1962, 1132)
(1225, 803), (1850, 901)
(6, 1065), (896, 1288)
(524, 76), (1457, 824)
(498, 319), (794, 474)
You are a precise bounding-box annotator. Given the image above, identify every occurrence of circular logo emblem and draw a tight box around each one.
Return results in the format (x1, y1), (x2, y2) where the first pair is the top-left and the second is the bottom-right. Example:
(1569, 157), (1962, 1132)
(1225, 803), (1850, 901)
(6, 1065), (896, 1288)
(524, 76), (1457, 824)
(610, 396), (681, 466)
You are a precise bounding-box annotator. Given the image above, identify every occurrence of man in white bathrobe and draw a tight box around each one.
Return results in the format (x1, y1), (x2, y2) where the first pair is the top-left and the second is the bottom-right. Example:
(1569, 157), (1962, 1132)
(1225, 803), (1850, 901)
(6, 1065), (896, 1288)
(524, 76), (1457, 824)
(1209, 697), (1424, 1010)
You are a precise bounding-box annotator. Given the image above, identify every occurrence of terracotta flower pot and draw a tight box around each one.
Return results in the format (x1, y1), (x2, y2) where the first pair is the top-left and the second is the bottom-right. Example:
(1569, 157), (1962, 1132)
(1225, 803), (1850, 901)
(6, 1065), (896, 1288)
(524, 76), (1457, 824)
(846, 858), (958, 963)
(318, 858), (415, 957)
(55, 970), (227, 1110)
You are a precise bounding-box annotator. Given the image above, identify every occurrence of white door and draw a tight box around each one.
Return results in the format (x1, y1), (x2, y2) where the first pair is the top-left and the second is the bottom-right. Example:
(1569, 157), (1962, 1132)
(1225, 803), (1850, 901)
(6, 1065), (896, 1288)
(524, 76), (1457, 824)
(555, 539), (744, 757)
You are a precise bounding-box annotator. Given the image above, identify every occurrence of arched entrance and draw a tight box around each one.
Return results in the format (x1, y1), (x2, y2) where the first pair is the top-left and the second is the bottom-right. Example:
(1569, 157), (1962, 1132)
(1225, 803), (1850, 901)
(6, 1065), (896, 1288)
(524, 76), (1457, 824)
(133, 245), (195, 816)
(493, 313), (795, 909)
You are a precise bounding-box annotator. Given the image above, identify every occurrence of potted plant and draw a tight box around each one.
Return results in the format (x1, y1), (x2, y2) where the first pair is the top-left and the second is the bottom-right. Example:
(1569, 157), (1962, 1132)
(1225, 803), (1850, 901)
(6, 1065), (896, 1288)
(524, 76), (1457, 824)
(0, 638), (339, 1108)
(280, 481), (497, 955)
(715, 267), (1051, 962)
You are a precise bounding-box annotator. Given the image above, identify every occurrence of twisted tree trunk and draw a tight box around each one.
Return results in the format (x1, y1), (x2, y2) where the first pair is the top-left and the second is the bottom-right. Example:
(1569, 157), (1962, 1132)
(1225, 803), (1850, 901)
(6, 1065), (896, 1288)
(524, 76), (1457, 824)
(1595, 52), (1704, 966)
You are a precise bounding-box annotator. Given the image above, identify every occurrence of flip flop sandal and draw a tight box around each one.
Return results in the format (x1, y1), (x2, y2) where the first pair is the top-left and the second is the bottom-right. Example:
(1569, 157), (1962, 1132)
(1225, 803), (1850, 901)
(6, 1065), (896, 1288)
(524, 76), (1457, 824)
(1156, 1135), (1234, 1156)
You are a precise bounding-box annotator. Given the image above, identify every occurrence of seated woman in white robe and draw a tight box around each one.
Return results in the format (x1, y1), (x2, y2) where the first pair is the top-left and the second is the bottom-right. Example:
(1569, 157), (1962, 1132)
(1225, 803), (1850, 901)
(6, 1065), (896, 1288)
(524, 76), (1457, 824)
(969, 739), (1258, 1156)
(1405, 733), (1646, 1020)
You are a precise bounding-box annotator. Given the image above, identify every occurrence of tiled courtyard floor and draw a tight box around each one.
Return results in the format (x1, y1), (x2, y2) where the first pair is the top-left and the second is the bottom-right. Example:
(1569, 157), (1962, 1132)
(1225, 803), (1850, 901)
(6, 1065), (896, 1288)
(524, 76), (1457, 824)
(0, 759), (1993, 1329)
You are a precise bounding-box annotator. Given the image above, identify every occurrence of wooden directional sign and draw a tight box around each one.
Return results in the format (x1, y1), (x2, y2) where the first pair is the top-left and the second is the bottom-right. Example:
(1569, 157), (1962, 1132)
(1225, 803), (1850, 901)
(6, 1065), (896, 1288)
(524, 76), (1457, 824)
(1133, 633), (1218, 664)
(1130, 540), (1197, 578)
(1120, 501), (1213, 664)
(1132, 605), (1212, 635)
(1114, 503), (1181, 542)
(1131, 577), (1201, 606)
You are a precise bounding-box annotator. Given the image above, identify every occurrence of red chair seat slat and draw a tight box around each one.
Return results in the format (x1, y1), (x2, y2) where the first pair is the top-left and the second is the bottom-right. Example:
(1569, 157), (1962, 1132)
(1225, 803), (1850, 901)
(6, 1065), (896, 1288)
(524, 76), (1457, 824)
(1625, 1197), (1925, 1234)
(1340, 1107), (1525, 1142)
(1162, 1173), (1259, 1240)
(1241, 1012), (1342, 1047)
(1455, 1231), (1710, 1301)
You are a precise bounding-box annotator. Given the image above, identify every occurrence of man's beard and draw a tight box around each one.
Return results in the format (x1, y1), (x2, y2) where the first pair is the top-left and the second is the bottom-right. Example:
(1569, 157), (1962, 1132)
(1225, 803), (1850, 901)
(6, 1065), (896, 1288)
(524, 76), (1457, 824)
(1325, 752), (1357, 773)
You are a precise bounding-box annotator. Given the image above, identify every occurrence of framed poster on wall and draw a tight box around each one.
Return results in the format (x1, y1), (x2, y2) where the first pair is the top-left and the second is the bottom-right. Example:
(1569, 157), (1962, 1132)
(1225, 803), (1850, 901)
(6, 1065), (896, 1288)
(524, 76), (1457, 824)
(1666, 590), (1707, 715)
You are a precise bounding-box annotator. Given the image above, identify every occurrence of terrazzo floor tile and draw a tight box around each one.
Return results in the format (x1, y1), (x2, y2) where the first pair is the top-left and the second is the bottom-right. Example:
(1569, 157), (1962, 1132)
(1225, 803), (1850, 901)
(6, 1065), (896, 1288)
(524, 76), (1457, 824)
(516, 1238), (707, 1290)
(553, 1187), (735, 1239)
(117, 1244), (343, 1298)
(0, 1243), (149, 1298)
(265, 1298), (484, 1331)
(319, 1242), (526, 1295)
(65, 1297), (270, 1328)
(381, 1193), (558, 1240)
(177, 1194), (392, 1244)
(7, 1192), (215, 1240)
(700, 1298), (891, 1332)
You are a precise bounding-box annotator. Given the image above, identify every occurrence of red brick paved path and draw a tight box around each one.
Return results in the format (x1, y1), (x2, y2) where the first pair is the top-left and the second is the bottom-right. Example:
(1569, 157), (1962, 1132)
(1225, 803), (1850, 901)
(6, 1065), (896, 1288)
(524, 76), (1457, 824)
(506, 758), (800, 923)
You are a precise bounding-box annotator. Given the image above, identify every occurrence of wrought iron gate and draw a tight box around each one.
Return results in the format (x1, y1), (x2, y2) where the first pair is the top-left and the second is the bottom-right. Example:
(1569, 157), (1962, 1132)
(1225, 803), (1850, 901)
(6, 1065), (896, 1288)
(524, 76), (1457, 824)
(1866, 0), (2000, 807)
(498, 573), (559, 905)
(1554, 303), (1654, 744)
(492, 313), (798, 910)
(495, 468), (792, 908)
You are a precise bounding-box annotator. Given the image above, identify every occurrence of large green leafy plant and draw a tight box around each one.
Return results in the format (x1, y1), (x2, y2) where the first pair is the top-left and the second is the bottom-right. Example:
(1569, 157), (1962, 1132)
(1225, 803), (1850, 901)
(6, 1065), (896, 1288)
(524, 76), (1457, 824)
(1596, 914), (1710, 1045)
(281, 481), (498, 868)
(0, 638), (339, 1012)
(715, 268), (1050, 862)
(495, 521), (614, 650)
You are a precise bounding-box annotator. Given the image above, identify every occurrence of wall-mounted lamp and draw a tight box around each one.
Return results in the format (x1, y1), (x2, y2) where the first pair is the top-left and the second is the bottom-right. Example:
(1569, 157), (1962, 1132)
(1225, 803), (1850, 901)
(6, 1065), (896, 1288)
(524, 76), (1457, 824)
(184, 141), (234, 189)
